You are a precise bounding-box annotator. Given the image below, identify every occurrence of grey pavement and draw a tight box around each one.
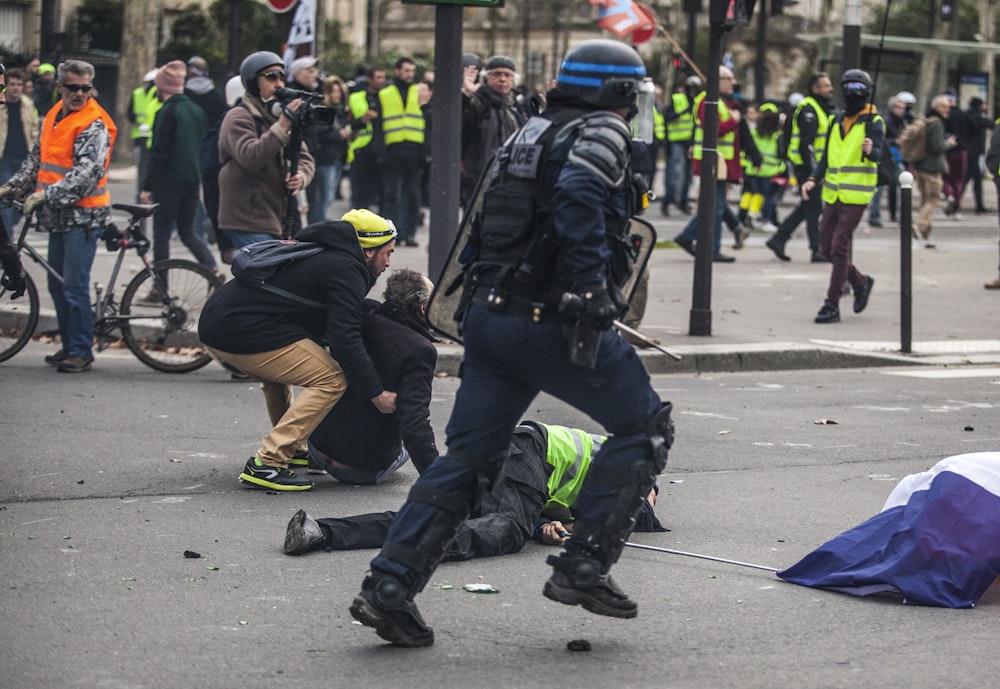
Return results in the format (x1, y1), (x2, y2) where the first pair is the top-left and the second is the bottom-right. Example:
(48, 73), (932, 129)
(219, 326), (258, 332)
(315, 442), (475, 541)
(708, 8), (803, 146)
(93, 164), (1000, 376)
(1, 166), (997, 688)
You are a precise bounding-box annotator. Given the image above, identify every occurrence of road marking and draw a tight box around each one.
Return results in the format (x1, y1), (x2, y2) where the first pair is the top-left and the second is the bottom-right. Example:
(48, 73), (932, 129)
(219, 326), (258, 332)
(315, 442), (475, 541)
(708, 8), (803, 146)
(881, 367), (1000, 379)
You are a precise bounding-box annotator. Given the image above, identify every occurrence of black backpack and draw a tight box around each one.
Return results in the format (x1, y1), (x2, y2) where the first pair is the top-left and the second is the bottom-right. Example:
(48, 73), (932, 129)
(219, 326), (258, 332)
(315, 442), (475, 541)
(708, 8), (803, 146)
(231, 240), (326, 307)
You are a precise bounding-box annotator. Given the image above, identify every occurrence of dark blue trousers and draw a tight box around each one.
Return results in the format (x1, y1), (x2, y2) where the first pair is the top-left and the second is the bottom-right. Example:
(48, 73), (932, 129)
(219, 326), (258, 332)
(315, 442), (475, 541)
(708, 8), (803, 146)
(371, 302), (663, 582)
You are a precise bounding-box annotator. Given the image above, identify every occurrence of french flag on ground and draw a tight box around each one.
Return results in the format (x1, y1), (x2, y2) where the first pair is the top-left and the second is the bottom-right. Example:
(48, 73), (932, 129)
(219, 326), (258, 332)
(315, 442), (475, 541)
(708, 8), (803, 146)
(778, 452), (1000, 608)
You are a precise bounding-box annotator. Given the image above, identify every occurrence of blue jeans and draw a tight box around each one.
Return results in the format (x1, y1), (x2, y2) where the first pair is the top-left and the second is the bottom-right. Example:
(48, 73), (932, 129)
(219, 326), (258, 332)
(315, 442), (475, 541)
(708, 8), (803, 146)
(47, 227), (100, 359)
(371, 301), (663, 581)
(677, 180), (727, 253)
(223, 230), (275, 250)
(308, 162), (344, 225)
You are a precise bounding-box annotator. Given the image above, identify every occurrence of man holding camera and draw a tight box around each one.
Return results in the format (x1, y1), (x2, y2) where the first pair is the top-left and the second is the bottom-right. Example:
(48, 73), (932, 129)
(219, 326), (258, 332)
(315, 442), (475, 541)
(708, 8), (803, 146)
(217, 51), (314, 246)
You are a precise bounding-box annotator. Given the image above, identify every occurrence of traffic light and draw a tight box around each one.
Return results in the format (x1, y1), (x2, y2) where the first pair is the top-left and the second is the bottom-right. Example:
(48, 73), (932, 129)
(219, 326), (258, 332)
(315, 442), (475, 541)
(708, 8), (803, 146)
(940, 1), (954, 21)
(673, 52), (688, 71)
(722, 0), (757, 28)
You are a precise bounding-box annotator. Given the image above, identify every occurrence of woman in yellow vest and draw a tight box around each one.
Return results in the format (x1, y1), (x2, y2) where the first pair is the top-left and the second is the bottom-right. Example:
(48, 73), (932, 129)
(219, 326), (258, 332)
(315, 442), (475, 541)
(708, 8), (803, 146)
(800, 70), (883, 324)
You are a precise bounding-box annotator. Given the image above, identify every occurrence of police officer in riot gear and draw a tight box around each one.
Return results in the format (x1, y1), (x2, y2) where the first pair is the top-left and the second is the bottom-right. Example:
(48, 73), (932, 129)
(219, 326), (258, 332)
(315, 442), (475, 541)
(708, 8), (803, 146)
(350, 39), (674, 648)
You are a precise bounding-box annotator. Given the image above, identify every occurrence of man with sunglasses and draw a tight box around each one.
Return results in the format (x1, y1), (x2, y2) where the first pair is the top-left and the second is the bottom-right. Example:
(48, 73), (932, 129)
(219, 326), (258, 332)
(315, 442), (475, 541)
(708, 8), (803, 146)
(800, 69), (883, 324)
(217, 51), (314, 247)
(0, 60), (116, 372)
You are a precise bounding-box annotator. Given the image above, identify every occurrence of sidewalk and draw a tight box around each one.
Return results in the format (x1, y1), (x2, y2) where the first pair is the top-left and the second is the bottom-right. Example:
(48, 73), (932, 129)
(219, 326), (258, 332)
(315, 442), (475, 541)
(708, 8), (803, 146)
(12, 167), (1000, 375)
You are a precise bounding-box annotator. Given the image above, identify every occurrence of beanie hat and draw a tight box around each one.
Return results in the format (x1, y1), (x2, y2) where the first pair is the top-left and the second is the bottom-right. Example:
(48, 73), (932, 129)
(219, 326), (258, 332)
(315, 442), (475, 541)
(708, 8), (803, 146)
(485, 55), (516, 72)
(37, 63), (55, 76)
(155, 60), (186, 96)
(342, 208), (397, 249)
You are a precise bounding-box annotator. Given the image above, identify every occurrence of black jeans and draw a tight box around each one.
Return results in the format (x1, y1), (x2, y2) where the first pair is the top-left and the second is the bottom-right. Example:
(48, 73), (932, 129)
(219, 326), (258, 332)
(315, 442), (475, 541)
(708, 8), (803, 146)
(151, 187), (217, 270)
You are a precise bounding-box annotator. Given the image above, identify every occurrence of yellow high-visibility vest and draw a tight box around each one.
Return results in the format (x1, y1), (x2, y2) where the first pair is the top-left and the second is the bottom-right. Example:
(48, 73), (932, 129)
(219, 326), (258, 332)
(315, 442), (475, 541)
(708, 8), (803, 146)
(378, 82), (424, 146)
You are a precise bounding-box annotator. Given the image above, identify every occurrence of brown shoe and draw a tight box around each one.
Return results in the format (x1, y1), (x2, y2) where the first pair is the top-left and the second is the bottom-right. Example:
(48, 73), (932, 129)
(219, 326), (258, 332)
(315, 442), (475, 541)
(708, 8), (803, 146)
(985, 277), (1000, 290)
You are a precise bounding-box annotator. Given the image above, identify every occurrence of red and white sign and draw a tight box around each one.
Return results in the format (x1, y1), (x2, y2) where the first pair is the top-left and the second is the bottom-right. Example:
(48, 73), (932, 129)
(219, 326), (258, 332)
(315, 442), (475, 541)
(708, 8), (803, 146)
(266, 0), (297, 13)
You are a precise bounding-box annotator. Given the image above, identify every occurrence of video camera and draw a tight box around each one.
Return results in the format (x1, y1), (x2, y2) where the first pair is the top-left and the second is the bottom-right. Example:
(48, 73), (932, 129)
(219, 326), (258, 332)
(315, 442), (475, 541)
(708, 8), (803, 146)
(272, 87), (339, 127)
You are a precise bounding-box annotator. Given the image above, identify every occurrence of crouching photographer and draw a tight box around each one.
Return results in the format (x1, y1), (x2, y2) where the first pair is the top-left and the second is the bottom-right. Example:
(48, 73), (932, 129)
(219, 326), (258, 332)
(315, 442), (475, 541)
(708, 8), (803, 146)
(217, 51), (315, 246)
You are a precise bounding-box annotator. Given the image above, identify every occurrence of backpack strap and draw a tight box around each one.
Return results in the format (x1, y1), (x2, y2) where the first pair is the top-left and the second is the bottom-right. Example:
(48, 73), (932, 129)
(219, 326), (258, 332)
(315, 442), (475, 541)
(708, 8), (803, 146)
(257, 283), (326, 309)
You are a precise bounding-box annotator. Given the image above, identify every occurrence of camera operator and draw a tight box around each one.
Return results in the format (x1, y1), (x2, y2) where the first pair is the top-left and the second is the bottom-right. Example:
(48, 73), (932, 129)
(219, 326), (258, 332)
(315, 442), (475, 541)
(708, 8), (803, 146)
(217, 51), (314, 247)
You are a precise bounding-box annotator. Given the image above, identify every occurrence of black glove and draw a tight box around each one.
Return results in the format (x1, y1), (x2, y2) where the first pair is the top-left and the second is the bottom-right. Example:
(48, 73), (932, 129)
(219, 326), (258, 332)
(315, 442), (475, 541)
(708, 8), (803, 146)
(1, 255), (26, 300)
(576, 282), (618, 331)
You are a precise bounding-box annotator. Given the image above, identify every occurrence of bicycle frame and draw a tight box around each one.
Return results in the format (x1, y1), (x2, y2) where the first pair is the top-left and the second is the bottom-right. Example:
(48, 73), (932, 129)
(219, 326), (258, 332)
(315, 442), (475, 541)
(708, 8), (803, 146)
(12, 207), (169, 352)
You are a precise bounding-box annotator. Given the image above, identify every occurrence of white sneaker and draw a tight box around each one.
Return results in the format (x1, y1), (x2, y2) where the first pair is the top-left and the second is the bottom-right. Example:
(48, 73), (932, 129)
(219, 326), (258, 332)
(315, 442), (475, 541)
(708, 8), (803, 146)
(760, 221), (778, 234)
(952, 212), (962, 221)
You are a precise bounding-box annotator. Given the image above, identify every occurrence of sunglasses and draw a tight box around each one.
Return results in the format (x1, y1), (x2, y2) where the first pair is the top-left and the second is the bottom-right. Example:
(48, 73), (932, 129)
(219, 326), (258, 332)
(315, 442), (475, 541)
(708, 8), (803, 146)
(61, 83), (93, 93)
(259, 70), (286, 81)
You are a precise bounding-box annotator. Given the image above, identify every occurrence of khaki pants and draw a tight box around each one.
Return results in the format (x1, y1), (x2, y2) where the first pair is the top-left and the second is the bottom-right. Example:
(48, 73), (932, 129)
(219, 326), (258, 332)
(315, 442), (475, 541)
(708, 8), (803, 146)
(914, 169), (942, 238)
(208, 339), (348, 467)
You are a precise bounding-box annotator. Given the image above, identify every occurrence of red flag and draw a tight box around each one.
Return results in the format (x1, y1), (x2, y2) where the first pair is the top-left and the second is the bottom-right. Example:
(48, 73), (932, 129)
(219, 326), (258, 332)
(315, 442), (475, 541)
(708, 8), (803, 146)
(589, 0), (659, 45)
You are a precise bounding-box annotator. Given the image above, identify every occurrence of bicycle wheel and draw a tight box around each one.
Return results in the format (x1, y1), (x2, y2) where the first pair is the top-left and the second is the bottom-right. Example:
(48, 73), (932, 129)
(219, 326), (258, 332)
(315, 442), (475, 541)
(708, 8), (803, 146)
(0, 271), (39, 363)
(119, 259), (222, 373)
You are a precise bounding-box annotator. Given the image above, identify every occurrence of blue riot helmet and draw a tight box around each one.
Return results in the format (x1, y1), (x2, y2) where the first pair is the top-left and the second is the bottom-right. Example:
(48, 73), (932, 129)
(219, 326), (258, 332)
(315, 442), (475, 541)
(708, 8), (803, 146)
(555, 39), (647, 110)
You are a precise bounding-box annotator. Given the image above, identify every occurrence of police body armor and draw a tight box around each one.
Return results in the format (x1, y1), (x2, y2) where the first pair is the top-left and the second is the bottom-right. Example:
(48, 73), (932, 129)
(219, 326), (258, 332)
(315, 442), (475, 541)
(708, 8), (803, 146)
(464, 107), (641, 326)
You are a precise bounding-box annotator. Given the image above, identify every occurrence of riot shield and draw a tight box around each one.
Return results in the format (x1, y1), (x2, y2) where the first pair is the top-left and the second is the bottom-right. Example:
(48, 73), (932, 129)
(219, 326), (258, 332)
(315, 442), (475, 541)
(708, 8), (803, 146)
(426, 178), (658, 344)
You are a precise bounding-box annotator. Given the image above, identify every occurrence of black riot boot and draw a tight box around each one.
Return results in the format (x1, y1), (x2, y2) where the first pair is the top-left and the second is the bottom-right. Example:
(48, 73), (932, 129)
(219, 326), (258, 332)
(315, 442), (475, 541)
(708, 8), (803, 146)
(283, 509), (326, 555)
(350, 572), (435, 647)
(543, 551), (638, 619)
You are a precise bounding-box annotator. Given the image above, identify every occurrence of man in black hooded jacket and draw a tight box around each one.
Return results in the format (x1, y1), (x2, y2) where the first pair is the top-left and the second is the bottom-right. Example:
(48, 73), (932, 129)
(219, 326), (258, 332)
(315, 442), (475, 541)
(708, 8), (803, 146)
(199, 208), (397, 491)
(304, 268), (439, 484)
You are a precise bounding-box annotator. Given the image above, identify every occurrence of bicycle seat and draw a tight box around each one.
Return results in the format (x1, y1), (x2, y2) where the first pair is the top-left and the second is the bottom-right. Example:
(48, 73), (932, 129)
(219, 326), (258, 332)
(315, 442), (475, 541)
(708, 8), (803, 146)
(111, 202), (159, 218)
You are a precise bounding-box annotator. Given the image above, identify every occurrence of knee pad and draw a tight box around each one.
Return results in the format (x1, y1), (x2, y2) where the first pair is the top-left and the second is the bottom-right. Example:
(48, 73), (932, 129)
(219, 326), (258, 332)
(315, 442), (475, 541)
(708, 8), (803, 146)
(380, 450), (507, 594)
(644, 401), (674, 474)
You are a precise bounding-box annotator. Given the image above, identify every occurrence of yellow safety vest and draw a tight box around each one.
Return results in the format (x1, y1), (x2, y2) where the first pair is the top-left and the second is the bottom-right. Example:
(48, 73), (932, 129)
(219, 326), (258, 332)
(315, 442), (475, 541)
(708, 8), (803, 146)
(130, 85), (160, 142)
(788, 96), (831, 166)
(540, 424), (604, 512)
(691, 92), (735, 162)
(821, 115), (883, 206)
(653, 105), (665, 142)
(666, 92), (694, 143)
(347, 90), (374, 164)
(378, 82), (424, 146)
(743, 128), (784, 178)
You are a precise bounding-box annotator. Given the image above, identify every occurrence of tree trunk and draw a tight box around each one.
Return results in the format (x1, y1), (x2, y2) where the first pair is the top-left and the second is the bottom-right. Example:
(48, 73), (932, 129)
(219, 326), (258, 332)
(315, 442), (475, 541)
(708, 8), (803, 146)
(114, 0), (160, 163)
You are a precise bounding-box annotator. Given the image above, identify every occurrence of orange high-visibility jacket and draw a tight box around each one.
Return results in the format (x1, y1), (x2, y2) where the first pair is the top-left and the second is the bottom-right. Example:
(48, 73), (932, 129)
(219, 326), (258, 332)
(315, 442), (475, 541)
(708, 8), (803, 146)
(37, 98), (117, 207)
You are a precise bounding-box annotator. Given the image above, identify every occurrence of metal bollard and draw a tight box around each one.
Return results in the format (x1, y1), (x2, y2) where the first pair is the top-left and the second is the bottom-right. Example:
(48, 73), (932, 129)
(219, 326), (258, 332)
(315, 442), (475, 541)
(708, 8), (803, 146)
(898, 170), (913, 353)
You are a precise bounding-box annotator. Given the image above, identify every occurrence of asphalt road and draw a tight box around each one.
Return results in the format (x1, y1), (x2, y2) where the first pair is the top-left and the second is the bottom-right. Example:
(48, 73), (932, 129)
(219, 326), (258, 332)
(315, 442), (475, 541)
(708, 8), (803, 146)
(1, 344), (997, 689)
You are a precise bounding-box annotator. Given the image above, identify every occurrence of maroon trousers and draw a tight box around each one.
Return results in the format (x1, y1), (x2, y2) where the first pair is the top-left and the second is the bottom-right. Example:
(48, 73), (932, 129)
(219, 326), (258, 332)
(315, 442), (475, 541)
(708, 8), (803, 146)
(819, 201), (868, 304)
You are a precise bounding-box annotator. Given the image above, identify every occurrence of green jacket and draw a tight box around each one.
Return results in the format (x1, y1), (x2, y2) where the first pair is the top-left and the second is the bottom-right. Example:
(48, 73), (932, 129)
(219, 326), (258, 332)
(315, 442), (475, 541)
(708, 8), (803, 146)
(141, 94), (207, 191)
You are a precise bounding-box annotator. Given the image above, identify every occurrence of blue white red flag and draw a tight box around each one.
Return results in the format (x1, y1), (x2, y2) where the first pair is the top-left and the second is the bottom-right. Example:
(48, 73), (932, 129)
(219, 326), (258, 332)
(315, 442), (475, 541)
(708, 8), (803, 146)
(589, 0), (659, 45)
(778, 452), (1000, 608)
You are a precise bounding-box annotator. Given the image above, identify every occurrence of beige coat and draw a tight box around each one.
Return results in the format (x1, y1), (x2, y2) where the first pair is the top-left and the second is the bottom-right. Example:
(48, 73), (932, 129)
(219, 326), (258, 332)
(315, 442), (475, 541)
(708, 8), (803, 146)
(0, 95), (40, 157)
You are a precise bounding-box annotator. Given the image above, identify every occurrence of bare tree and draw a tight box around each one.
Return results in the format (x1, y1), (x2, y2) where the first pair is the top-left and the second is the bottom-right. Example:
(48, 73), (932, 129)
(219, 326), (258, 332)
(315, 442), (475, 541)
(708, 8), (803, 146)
(114, 0), (160, 163)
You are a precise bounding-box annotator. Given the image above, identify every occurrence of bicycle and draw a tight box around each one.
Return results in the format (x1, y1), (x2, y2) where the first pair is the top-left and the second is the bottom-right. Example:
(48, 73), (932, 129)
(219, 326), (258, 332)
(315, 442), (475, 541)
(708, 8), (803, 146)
(0, 202), (223, 372)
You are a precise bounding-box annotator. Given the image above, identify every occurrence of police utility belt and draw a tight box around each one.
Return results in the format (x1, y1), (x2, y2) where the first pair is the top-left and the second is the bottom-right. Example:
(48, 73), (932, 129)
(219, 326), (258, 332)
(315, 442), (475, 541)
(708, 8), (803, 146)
(471, 284), (554, 323)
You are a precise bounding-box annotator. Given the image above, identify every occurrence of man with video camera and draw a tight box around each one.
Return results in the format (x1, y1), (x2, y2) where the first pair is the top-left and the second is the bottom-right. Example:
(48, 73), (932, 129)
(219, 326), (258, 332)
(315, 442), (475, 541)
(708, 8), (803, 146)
(217, 51), (314, 246)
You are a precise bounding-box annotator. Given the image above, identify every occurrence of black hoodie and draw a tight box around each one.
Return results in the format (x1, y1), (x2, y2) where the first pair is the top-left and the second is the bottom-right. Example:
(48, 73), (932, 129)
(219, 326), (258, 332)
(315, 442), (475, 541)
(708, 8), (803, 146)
(198, 221), (383, 400)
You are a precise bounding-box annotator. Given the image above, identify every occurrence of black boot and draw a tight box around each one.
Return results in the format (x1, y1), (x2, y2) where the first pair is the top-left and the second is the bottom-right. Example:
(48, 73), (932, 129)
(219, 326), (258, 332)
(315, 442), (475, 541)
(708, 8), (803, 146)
(350, 572), (435, 647)
(543, 551), (638, 619)
(283, 509), (326, 555)
(814, 300), (840, 323)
